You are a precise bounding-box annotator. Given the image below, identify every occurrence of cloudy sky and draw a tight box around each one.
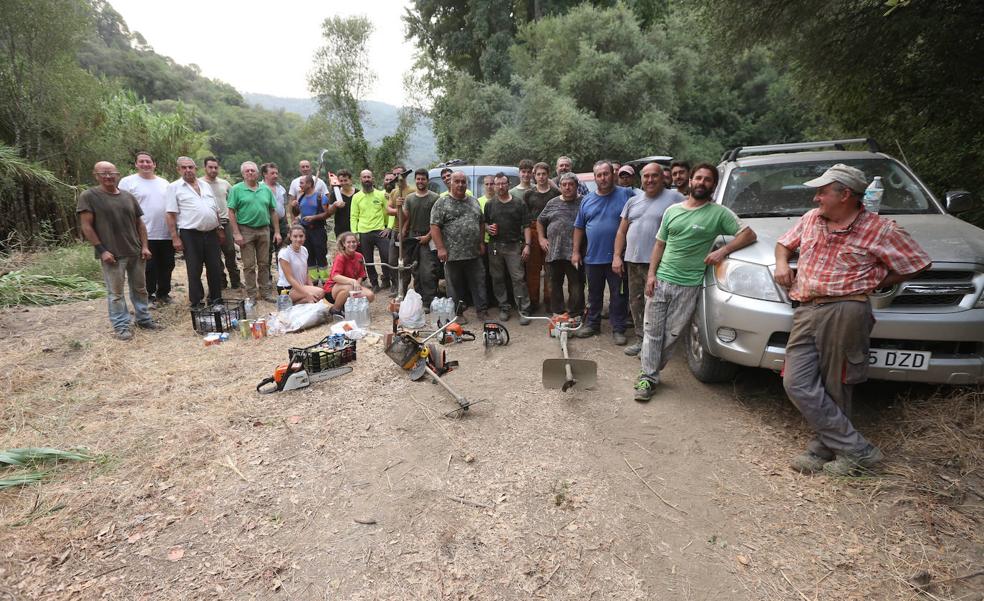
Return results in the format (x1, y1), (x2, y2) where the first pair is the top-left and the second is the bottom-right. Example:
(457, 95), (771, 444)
(108, 0), (418, 103)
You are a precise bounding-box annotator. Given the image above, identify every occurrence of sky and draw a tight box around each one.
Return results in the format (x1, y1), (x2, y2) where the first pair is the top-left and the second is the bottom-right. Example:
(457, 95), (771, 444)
(108, 0), (418, 103)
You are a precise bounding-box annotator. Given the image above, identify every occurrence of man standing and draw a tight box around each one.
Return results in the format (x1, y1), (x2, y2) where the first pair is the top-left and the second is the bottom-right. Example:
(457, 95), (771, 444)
(554, 155), (589, 196)
(775, 164), (930, 476)
(333, 169), (355, 238)
(228, 161), (280, 303)
(430, 171), (487, 323)
(486, 172), (533, 324)
(290, 175), (330, 270)
(524, 162), (558, 311)
(287, 159), (329, 206)
(119, 151), (172, 304)
(402, 168), (441, 307)
(509, 159), (534, 202)
(538, 173), (585, 318)
(670, 161), (690, 195)
(635, 164), (757, 401)
(572, 160), (635, 344)
(165, 157), (225, 307)
(78, 161), (160, 340)
(262, 163), (288, 265)
(613, 162), (684, 356)
(386, 167), (412, 295)
(476, 174), (496, 304)
(202, 156), (241, 291)
(350, 169), (392, 291)
(617, 165), (637, 190)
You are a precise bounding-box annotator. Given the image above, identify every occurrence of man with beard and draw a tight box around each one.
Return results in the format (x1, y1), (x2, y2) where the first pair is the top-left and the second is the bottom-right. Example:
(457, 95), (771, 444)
(350, 169), (392, 291)
(635, 163), (757, 401)
(402, 168), (441, 306)
(487, 172), (533, 324)
(670, 161), (690, 195)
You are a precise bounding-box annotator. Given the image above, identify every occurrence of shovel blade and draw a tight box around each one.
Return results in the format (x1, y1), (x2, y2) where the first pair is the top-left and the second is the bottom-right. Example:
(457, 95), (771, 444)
(542, 358), (597, 391)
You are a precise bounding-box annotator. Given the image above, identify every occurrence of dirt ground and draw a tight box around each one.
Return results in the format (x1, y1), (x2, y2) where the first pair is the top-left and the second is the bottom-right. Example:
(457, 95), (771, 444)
(1, 263), (982, 600)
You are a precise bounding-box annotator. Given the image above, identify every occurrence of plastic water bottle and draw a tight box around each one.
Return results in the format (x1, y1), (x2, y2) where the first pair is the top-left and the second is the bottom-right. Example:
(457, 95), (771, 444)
(276, 290), (292, 314)
(863, 176), (883, 214)
(430, 297), (440, 321)
(355, 297), (370, 328)
(344, 296), (354, 318)
(244, 297), (256, 319)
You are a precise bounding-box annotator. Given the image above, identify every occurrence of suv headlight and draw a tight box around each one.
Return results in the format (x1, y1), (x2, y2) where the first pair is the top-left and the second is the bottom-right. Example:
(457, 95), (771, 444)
(714, 258), (782, 302)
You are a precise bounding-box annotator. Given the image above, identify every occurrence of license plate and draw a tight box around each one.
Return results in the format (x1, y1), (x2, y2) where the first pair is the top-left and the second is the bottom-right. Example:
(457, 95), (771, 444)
(868, 349), (931, 370)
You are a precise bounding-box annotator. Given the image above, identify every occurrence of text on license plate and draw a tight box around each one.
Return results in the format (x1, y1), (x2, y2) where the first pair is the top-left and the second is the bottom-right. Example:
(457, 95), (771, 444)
(868, 349), (931, 370)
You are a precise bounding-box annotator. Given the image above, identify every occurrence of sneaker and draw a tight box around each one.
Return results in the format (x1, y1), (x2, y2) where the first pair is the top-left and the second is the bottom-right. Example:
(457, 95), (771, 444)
(790, 451), (831, 474)
(136, 320), (163, 331)
(518, 313), (531, 326)
(633, 376), (654, 402)
(624, 342), (642, 356)
(575, 324), (599, 338)
(822, 445), (884, 476)
(613, 331), (627, 346)
(114, 328), (133, 341)
(498, 307), (510, 322)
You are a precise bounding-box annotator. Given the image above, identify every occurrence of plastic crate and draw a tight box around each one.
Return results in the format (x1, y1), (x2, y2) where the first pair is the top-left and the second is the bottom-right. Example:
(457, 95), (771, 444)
(190, 299), (247, 334)
(288, 337), (357, 373)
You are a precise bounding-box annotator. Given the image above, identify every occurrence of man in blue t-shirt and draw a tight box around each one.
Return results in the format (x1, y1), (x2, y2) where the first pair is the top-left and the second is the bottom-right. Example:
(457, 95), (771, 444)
(572, 160), (635, 344)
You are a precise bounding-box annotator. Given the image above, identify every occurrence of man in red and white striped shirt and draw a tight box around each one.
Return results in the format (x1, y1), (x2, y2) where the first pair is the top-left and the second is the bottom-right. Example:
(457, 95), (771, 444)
(774, 164), (930, 476)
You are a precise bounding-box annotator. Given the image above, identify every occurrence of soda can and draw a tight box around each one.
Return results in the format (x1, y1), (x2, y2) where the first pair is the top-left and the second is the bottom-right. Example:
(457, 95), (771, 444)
(240, 319), (252, 339)
(257, 318), (268, 337)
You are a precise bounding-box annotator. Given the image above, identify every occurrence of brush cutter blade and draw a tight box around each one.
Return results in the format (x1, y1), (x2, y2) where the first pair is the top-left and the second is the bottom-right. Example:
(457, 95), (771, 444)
(542, 358), (597, 391)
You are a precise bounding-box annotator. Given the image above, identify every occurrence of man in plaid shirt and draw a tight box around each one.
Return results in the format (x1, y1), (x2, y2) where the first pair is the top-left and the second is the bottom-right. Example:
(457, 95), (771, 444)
(774, 164), (930, 476)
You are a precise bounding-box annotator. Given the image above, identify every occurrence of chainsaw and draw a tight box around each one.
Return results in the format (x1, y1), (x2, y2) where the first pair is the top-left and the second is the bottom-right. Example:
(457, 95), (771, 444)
(482, 321), (509, 354)
(256, 360), (352, 394)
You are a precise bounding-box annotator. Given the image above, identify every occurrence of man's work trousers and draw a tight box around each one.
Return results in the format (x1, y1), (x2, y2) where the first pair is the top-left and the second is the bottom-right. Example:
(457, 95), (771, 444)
(101, 255), (152, 332)
(444, 257), (487, 315)
(489, 241), (530, 313)
(180, 228), (224, 306)
(548, 260), (585, 316)
(626, 262), (650, 341)
(404, 237), (439, 305)
(145, 239), (175, 300)
(238, 224), (271, 300)
(585, 263), (628, 332)
(303, 226), (328, 268)
(783, 300), (874, 456)
(640, 280), (701, 384)
(526, 221), (550, 307)
(359, 230), (392, 288)
(220, 220), (241, 289)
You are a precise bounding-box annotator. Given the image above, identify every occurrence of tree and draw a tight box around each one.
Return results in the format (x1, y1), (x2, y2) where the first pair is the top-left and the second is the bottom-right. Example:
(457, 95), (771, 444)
(308, 15), (416, 174)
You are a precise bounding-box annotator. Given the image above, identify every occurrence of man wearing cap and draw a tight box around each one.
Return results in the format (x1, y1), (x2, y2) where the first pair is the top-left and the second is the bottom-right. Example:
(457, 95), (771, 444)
(775, 164), (930, 476)
(617, 165), (637, 190)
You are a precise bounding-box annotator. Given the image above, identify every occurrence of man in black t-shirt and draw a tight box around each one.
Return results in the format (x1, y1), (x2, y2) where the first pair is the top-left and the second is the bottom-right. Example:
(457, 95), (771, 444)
(402, 168), (441, 305)
(332, 169), (355, 238)
(485, 172), (532, 324)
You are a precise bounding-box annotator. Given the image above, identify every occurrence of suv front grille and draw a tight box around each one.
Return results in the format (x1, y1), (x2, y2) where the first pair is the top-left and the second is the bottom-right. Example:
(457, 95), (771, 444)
(891, 294), (964, 306)
(886, 270), (979, 308)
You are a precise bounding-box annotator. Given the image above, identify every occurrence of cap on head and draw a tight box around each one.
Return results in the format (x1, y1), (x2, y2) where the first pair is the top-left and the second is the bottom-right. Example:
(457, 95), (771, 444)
(618, 165), (635, 176)
(803, 163), (868, 193)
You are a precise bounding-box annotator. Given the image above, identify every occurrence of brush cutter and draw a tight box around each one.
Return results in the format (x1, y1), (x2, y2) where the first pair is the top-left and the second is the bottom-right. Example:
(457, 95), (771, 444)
(385, 318), (476, 416)
(520, 313), (597, 392)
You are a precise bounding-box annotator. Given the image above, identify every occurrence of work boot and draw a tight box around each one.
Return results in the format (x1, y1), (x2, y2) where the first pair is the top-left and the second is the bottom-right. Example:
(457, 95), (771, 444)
(518, 313), (531, 326)
(633, 375), (655, 402)
(822, 444), (884, 476)
(789, 451), (831, 474)
(612, 331), (627, 346)
(114, 328), (134, 341)
(575, 324), (599, 338)
(624, 341), (642, 356)
(136, 320), (164, 331)
(498, 307), (510, 322)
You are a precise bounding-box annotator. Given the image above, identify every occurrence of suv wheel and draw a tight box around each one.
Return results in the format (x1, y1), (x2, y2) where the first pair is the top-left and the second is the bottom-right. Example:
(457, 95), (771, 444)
(684, 312), (739, 383)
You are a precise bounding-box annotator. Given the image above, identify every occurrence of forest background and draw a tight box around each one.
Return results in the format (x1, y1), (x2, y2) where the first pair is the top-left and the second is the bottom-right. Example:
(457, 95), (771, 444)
(1, 0), (981, 247)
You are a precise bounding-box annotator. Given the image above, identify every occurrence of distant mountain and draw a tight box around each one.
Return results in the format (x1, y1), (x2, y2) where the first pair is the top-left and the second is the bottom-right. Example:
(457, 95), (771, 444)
(243, 93), (438, 167)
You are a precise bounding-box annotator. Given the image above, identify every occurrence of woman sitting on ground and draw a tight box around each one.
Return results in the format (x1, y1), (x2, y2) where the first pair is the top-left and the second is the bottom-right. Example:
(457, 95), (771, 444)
(277, 225), (327, 304)
(324, 231), (376, 311)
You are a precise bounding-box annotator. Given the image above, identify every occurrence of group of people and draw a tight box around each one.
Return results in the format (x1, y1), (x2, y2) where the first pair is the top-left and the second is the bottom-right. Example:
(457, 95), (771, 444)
(78, 151), (929, 477)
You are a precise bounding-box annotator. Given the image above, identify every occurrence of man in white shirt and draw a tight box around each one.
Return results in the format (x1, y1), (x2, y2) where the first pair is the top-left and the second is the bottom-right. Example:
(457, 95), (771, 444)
(165, 157), (225, 307)
(119, 151), (173, 304)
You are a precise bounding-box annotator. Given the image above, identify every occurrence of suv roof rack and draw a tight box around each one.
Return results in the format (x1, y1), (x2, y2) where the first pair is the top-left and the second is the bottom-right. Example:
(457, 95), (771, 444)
(722, 138), (880, 163)
(436, 158), (468, 168)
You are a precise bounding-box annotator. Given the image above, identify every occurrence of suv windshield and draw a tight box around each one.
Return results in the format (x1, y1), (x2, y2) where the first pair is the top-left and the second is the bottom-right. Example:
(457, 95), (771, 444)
(721, 158), (940, 218)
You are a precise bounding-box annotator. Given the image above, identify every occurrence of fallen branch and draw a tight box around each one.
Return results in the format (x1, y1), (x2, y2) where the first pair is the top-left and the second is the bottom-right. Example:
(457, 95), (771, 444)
(622, 457), (686, 515)
(447, 495), (492, 509)
(224, 455), (250, 482)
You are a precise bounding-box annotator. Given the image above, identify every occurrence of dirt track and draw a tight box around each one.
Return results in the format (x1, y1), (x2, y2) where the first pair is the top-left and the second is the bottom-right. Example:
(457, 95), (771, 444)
(1, 271), (981, 600)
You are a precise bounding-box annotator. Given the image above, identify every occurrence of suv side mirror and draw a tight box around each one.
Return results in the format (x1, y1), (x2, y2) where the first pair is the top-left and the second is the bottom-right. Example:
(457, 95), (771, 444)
(945, 190), (976, 213)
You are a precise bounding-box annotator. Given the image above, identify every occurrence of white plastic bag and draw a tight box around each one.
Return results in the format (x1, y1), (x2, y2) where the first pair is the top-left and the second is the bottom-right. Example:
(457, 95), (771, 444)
(281, 302), (330, 333)
(399, 288), (426, 329)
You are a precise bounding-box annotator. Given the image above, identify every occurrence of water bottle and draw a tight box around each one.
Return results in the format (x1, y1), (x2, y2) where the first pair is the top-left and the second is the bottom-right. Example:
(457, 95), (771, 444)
(356, 297), (370, 328)
(277, 290), (293, 314)
(863, 176), (883, 214)
(344, 296), (354, 318)
(430, 297), (440, 321)
(244, 297), (256, 319)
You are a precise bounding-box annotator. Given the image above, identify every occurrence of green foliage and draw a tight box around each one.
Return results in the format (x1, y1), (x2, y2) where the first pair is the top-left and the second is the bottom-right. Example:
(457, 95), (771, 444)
(0, 243), (104, 307)
(0, 447), (93, 490)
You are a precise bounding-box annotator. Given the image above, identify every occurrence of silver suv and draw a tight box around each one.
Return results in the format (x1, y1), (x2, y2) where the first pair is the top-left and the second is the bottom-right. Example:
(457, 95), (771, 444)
(686, 139), (984, 385)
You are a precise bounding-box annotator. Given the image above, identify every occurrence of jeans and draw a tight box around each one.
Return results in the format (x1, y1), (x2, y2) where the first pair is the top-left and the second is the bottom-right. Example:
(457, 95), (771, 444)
(101, 255), (152, 332)
(239, 223), (271, 299)
(548, 260), (585, 316)
(489, 241), (530, 312)
(145, 239), (175, 299)
(585, 263), (627, 332)
(180, 229), (224, 306)
(444, 257), (487, 314)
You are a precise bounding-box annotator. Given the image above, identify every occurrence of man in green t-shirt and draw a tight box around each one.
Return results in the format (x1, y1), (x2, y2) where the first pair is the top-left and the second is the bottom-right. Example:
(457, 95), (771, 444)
(228, 160), (280, 302)
(634, 164), (757, 401)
